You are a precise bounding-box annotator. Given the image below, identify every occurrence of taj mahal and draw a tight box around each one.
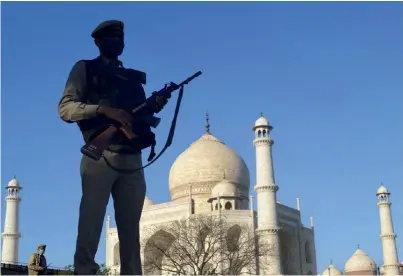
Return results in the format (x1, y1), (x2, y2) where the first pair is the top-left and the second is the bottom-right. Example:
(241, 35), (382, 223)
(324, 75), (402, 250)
(2, 113), (402, 275)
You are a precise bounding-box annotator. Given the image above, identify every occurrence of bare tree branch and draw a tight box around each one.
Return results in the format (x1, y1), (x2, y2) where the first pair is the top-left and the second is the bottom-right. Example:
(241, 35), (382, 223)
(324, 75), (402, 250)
(141, 214), (274, 275)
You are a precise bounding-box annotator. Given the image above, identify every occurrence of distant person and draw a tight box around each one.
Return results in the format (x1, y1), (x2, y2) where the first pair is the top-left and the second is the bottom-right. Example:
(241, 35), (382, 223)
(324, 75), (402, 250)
(28, 244), (47, 275)
(58, 20), (168, 275)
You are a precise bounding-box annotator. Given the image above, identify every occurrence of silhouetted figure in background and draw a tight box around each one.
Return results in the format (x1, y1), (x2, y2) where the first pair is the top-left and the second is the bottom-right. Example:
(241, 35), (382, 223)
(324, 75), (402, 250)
(28, 244), (47, 275)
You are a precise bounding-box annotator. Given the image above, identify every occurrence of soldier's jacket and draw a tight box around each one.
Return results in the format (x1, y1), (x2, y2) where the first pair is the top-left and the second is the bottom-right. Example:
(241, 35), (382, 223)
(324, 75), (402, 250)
(58, 57), (153, 153)
(28, 253), (47, 275)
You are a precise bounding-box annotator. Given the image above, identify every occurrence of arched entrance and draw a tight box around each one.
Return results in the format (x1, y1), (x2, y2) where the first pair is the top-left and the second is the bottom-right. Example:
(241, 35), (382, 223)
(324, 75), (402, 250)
(143, 230), (176, 275)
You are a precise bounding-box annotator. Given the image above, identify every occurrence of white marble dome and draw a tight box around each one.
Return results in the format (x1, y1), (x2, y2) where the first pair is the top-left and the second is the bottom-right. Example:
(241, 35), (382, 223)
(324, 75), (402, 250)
(7, 177), (20, 188)
(254, 115), (269, 127)
(344, 248), (376, 273)
(377, 185), (389, 195)
(169, 132), (250, 201)
(211, 178), (239, 197)
(321, 264), (342, 276)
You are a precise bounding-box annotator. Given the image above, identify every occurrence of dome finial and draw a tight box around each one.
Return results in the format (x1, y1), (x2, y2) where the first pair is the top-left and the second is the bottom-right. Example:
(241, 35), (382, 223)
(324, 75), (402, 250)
(330, 258), (333, 264)
(357, 244), (360, 249)
(205, 112), (211, 134)
(260, 112), (264, 117)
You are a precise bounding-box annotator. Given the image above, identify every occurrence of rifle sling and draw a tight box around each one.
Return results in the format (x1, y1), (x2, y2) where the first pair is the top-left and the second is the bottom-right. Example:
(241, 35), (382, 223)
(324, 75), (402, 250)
(103, 85), (185, 174)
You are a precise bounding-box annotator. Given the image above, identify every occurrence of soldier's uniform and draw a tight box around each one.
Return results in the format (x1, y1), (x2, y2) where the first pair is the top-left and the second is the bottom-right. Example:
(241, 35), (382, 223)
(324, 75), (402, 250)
(58, 20), (148, 275)
(28, 244), (47, 275)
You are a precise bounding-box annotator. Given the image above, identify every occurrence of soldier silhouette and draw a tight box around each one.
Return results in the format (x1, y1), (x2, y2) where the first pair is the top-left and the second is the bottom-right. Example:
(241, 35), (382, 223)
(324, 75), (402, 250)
(58, 20), (169, 275)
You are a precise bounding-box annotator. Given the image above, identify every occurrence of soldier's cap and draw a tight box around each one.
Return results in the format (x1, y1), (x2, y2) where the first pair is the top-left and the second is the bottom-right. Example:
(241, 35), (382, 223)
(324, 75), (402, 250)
(37, 244), (46, 249)
(91, 20), (124, 39)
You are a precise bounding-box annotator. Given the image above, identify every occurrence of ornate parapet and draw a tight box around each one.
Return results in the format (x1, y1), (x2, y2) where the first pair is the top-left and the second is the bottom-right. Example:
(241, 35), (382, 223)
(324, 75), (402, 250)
(256, 226), (282, 235)
(5, 196), (21, 202)
(380, 233), (397, 239)
(1, 233), (21, 238)
(377, 202), (391, 207)
(254, 185), (279, 193)
(171, 181), (249, 201)
(253, 138), (274, 147)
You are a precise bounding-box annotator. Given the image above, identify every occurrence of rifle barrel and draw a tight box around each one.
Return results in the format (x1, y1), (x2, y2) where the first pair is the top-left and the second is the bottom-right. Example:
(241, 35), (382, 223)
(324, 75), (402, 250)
(179, 71), (202, 86)
(131, 71), (202, 114)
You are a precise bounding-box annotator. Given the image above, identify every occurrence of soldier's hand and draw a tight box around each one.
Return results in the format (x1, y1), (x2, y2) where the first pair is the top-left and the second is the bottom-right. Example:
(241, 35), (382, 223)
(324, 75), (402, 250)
(97, 106), (133, 128)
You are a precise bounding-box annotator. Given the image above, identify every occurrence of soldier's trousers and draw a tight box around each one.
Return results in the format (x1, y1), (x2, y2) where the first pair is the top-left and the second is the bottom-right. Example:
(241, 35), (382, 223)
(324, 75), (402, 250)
(74, 150), (146, 275)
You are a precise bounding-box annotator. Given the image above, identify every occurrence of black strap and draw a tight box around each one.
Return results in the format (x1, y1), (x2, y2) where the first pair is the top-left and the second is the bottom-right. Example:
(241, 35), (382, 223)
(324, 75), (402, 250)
(103, 85), (185, 173)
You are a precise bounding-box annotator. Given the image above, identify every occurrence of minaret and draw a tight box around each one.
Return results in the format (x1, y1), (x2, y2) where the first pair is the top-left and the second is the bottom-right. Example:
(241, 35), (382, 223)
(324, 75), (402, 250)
(2, 176), (22, 264)
(376, 184), (400, 275)
(253, 113), (282, 275)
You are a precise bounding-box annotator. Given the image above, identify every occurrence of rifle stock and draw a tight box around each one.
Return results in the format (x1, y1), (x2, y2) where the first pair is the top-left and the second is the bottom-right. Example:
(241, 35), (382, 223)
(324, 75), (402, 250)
(80, 125), (129, 161)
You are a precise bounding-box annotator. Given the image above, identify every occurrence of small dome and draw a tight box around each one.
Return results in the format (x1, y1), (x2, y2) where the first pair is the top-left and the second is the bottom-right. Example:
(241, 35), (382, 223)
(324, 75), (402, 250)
(377, 185), (389, 195)
(211, 179), (239, 197)
(254, 115), (269, 127)
(345, 248), (376, 273)
(6, 177), (21, 188)
(321, 264), (342, 276)
(143, 196), (154, 208)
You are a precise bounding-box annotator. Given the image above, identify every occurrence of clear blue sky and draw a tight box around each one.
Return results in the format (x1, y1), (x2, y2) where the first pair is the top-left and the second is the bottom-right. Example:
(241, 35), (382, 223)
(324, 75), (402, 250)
(2, 1), (402, 272)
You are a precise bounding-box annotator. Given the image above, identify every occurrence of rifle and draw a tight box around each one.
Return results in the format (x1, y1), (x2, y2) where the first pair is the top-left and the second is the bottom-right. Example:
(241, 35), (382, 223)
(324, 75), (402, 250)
(81, 71), (202, 161)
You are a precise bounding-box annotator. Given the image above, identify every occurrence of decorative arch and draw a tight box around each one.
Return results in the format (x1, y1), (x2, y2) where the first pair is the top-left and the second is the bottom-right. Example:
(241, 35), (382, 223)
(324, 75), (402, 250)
(143, 230), (176, 275)
(215, 203), (222, 210)
(379, 195), (389, 202)
(224, 201), (232, 210)
(226, 224), (241, 252)
(280, 230), (293, 275)
(305, 241), (313, 264)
